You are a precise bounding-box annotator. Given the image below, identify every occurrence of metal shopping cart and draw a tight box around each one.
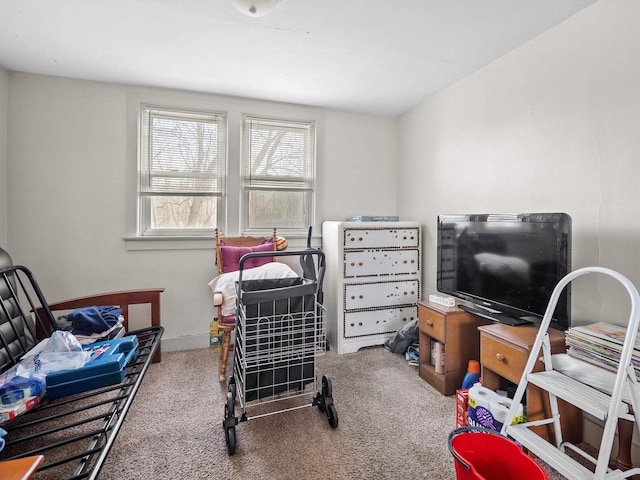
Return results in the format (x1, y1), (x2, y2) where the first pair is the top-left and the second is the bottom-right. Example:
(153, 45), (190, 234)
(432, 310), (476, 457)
(223, 247), (337, 455)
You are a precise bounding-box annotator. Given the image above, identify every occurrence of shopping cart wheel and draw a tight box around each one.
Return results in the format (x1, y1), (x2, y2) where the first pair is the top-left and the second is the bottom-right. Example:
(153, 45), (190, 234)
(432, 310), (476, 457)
(225, 426), (236, 455)
(315, 376), (332, 413)
(320, 376), (338, 429)
(225, 391), (235, 418)
(322, 375), (333, 398)
(224, 391), (238, 455)
(314, 393), (326, 413)
(327, 404), (339, 429)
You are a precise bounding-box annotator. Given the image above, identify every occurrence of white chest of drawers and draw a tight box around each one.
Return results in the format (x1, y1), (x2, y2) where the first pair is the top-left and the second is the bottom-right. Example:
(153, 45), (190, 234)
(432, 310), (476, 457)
(322, 221), (421, 354)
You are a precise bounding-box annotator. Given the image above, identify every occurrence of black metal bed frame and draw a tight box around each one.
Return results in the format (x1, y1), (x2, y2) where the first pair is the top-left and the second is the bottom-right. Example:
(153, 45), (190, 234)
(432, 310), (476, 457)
(0, 264), (163, 479)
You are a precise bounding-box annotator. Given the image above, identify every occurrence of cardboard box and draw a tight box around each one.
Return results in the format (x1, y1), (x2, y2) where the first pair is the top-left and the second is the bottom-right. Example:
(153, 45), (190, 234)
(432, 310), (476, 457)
(455, 388), (469, 427)
(0, 364), (47, 423)
(0, 395), (42, 423)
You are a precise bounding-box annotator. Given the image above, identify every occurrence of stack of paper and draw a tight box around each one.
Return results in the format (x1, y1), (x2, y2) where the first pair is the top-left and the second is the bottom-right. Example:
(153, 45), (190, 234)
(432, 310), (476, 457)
(565, 322), (640, 375)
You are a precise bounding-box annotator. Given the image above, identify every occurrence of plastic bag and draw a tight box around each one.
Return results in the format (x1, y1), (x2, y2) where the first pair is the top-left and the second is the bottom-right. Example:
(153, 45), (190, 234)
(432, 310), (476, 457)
(0, 363), (47, 422)
(0, 370), (45, 411)
(384, 319), (418, 354)
(20, 330), (91, 374)
(0, 331), (91, 420)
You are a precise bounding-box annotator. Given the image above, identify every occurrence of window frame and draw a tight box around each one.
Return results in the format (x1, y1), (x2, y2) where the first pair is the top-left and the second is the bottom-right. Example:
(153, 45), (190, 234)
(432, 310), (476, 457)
(138, 105), (227, 237)
(240, 115), (316, 236)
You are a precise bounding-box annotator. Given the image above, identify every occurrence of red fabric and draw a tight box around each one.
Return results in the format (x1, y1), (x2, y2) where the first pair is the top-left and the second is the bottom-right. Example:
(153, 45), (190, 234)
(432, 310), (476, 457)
(219, 241), (274, 272)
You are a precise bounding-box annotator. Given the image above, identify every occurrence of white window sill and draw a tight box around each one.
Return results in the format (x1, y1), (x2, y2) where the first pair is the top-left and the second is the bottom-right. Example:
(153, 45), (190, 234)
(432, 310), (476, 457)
(123, 236), (215, 251)
(123, 235), (322, 251)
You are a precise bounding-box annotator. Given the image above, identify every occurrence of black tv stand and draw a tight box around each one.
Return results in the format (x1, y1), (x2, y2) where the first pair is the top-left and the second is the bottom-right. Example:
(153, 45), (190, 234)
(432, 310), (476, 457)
(458, 303), (532, 327)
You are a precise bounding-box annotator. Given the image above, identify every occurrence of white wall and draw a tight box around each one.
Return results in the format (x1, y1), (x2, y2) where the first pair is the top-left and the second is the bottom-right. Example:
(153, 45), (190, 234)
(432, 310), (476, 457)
(0, 66), (7, 247)
(397, 0), (640, 459)
(398, 0), (640, 328)
(5, 73), (397, 351)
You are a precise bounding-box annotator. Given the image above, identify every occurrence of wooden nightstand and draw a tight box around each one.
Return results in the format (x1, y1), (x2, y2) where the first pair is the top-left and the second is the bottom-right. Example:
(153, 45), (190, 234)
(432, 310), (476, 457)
(417, 300), (491, 396)
(478, 323), (582, 443)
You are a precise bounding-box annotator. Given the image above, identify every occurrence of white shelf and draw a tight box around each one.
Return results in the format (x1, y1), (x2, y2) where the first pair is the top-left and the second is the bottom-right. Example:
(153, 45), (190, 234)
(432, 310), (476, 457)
(527, 370), (624, 421)
(506, 424), (596, 480)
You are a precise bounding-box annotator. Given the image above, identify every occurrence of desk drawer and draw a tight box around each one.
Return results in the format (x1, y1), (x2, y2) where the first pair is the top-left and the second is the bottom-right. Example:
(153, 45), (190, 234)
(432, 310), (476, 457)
(418, 305), (445, 342)
(344, 280), (419, 310)
(343, 249), (419, 277)
(480, 333), (527, 383)
(344, 227), (419, 249)
(344, 306), (417, 338)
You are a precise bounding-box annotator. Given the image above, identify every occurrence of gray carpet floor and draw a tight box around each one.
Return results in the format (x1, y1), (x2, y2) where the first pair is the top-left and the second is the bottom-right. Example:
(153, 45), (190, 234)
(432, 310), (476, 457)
(99, 346), (569, 480)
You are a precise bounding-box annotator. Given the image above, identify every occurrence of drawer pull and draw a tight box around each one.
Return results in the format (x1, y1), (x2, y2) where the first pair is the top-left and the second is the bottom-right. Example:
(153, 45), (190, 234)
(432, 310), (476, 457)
(426, 320), (433, 327)
(496, 353), (505, 362)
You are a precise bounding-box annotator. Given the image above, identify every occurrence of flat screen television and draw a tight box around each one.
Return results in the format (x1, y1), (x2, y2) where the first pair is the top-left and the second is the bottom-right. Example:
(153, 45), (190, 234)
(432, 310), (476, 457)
(437, 213), (572, 330)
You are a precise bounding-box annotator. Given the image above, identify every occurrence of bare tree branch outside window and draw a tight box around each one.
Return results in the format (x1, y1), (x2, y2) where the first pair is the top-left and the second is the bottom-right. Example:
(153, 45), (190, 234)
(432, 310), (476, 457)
(243, 117), (314, 232)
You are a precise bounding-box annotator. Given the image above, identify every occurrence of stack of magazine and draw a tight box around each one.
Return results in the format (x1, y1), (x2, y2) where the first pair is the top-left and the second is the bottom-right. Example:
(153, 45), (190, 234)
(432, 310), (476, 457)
(565, 322), (640, 375)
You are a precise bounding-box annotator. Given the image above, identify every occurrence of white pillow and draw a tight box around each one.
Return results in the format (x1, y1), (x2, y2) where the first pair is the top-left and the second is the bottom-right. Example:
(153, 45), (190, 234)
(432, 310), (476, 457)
(208, 262), (298, 316)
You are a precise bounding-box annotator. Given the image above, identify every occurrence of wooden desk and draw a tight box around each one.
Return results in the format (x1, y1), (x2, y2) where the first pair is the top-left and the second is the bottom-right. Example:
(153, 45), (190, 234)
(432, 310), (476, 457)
(478, 323), (582, 443)
(0, 456), (44, 480)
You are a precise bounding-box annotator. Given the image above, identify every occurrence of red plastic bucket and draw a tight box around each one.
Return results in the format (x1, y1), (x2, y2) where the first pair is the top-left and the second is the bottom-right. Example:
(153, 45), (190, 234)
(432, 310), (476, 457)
(448, 427), (549, 480)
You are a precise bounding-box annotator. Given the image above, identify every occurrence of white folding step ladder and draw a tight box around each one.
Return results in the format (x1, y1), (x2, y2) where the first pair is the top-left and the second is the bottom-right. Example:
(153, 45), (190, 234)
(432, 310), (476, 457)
(501, 267), (640, 480)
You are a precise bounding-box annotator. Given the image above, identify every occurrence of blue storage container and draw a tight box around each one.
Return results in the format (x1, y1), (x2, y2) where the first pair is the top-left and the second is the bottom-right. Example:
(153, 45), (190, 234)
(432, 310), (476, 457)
(45, 336), (138, 399)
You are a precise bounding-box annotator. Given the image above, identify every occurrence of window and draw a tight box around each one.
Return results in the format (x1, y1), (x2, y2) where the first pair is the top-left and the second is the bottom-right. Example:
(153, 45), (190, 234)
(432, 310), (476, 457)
(241, 116), (315, 234)
(138, 106), (226, 236)
(136, 107), (316, 240)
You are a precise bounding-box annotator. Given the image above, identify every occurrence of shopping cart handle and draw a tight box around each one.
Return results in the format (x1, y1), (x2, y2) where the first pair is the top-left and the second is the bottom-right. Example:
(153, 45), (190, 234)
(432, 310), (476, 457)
(238, 249), (326, 295)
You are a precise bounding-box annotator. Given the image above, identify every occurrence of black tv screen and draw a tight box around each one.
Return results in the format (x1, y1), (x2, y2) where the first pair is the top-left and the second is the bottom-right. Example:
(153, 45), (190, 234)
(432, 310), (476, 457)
(437, 213), (572, 330)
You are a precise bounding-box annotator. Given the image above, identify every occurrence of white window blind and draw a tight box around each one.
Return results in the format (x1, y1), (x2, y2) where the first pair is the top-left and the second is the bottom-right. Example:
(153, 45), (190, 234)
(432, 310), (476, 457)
(138, 106), (226, 235)
(242, 117), (314, 189)
(140, 107), (226, 196)
(241, 116), (315, 232)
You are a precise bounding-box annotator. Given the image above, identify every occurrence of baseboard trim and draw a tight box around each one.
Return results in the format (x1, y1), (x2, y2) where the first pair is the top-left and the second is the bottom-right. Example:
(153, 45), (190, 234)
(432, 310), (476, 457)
(161, 333), (210, 352)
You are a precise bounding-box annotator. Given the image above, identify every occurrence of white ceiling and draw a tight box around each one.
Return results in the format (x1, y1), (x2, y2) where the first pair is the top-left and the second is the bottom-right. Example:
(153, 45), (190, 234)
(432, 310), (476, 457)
(0, 0), (597, 116)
